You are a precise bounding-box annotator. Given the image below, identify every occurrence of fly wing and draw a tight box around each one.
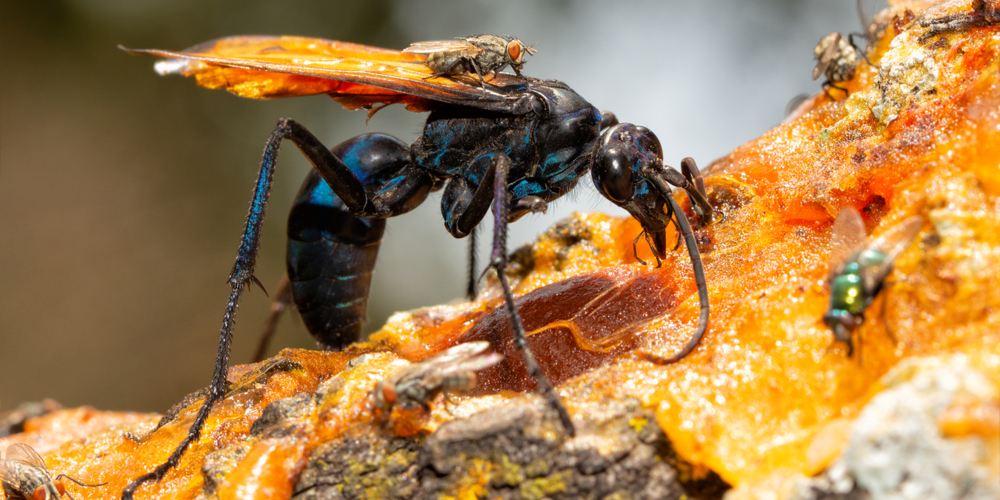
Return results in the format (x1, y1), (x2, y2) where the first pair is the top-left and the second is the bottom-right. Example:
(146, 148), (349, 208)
(3, 444), (47, 470)
(402, 39), (478, 54)
(0, 457), (17, 488)
(122, 36), (529, 113)
(418, 341), (502, 379)
(829, 207), (868, 283)
(860, 215), (922, 293)
(857, 0), (888, 42)
(381, 342), (501, 396)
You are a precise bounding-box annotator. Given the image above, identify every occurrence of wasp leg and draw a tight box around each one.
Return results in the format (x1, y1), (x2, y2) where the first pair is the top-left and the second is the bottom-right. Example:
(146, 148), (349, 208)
(638, 173), (710, 365)
(485, 154), (576, 436)
(441, 156), (499, 238)
(466, 225), (479, 300)
(252, 275), (293, 362)
(123, 122), (433, 500)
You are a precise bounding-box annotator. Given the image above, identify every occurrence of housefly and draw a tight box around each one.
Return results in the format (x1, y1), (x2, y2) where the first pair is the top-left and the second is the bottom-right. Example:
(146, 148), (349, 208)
(824, 207), (922, 356)
(812, 0), (885, 97)
(373, 341), (503, 412)
(0, 443), (105, 500)
(403, 34), (536, 85)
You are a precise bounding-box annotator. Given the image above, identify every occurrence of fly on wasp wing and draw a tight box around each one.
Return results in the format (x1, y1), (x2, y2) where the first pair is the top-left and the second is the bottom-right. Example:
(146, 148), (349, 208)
(403, 34), (536, 86)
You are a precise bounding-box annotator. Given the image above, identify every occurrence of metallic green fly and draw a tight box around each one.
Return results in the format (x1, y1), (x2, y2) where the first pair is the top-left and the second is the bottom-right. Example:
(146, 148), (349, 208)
(824, 207), (922, 356)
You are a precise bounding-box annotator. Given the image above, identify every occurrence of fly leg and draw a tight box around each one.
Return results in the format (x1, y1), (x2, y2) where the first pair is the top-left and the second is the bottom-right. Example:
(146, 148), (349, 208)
(122, 121), (431, 500)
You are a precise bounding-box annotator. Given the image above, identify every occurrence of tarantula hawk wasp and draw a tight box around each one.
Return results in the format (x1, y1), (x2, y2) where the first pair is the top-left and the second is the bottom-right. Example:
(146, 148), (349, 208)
(120, 35), (715, 499)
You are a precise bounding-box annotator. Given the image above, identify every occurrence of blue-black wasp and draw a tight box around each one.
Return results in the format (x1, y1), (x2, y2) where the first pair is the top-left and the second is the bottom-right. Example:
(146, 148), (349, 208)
(119, 35), (715, 499)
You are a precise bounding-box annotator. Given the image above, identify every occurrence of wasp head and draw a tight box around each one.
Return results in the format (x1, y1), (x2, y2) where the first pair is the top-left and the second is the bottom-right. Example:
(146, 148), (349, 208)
(591, 123), (676, 259)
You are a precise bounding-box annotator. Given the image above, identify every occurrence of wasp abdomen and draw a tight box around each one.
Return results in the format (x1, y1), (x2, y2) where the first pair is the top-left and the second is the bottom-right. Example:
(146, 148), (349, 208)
(287, 134), (416, 349)
(287, 168), (385, 349)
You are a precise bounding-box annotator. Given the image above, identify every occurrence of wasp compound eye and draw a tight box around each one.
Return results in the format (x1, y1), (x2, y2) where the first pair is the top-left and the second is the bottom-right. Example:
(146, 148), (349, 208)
(634, 126), (662, 160)
(594, 146), (634, 204)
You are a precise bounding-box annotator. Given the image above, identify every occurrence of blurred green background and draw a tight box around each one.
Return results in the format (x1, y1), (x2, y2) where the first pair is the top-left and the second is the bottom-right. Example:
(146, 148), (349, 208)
(1, 0), (874, 413)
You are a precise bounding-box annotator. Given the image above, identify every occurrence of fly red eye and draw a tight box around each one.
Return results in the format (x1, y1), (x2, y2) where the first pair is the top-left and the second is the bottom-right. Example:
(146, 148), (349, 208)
(381, 384), (396, 406)
(33, 486), (48, 500)
(507, 42), (521, 61)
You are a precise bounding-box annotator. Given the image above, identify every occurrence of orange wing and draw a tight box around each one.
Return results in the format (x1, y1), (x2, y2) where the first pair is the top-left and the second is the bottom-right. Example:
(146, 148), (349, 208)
(121, 36), (531, 113)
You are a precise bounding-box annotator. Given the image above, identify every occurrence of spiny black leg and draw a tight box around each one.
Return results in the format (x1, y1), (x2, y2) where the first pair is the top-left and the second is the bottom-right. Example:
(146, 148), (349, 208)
(253, 275), (293, 362)
(639, 176), (709, 365)
(466, 225), (479, 300)
(487, 154), (575, 436)
(122, 287), (241, 500)
(123, 118), (360, 499)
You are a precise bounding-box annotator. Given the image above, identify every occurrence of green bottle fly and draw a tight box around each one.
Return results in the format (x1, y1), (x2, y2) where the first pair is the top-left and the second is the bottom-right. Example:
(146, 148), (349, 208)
(823, 208), (922, 356)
